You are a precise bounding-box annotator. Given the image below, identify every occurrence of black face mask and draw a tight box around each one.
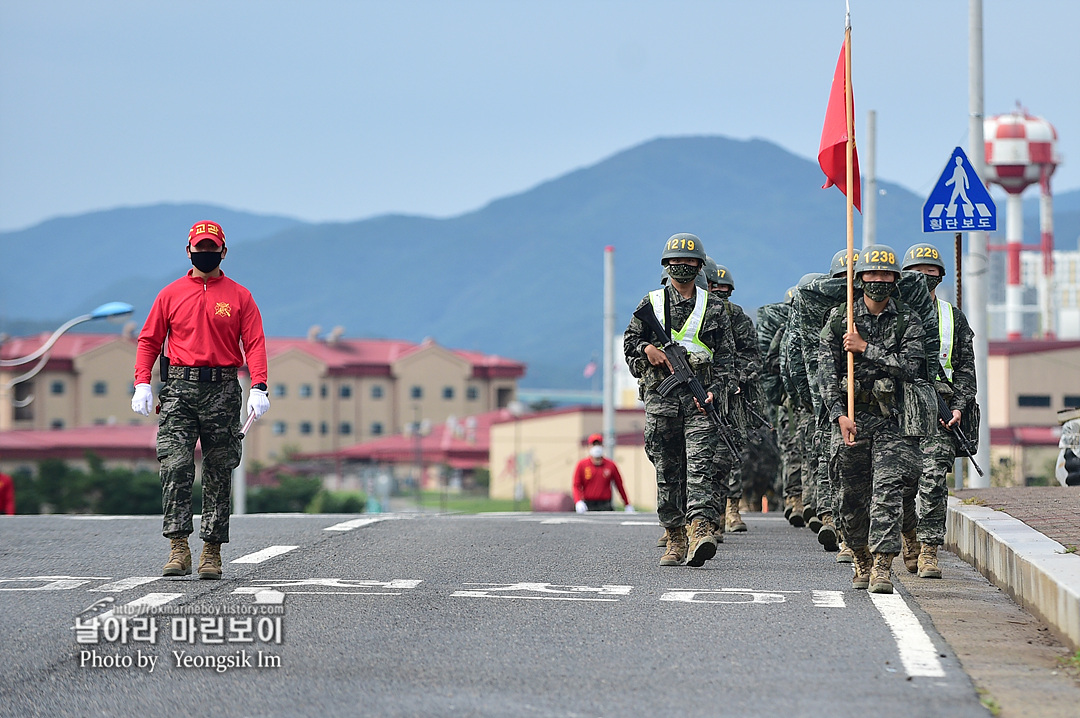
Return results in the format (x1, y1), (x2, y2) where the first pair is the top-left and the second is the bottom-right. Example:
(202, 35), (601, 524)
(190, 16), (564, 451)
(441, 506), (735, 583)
(712, 288), (732, 300)
(190, 251), (223, 273)
(666, 263), (699, 283)
(863, 281), (895, 302)
(924, 275), (943, 293)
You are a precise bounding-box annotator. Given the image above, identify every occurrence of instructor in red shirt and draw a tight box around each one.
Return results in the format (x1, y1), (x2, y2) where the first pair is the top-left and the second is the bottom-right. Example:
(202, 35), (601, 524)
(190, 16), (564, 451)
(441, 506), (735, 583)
(573, 434), (633, 513)
(132, 220), (270, 580)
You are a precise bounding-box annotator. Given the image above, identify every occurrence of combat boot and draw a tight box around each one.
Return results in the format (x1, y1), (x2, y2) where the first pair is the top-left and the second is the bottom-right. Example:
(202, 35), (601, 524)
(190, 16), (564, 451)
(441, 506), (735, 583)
(807, 513), (823, 533)
(725, 498), (747, 533)
(198, 542), (223, 580)
(868, 552), (897, 594)
(816, 514), (839, 552)
(660, 527), (688, 566)
(852, 546), (872, 589)
(783, 497), (794, 521)
(917, 544), (943, 579)
(685, 517), (718, 567)
(657, 531), (669, 548)
(162, 537), (192, 576)
(786, 498), (803, 526)
(836, 542), (854, 563)
(901, 530), (921, 574)
(802, 503), (815, 523)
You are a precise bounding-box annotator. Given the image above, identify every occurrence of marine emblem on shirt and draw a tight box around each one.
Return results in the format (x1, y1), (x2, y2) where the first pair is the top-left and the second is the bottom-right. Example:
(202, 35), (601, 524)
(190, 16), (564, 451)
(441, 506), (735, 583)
(215, 302), (231, 317)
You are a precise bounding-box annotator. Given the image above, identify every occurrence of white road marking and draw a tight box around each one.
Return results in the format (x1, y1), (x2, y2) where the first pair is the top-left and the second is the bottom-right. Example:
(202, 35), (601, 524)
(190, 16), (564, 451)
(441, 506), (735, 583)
(237, 578), (422, 597)
(452, 582), (632, 601)
(91, 577), (161, 592)
(232, 587), (287, 604)
(0, 576), (110, 591)
(621, 521), (660, 526)
(323, 517), (393, 532)
(661, 588), (797, 604)
(451, 591), (620, 602)
(99, 592), (183, 619)
(229, 546), (298, 564)
(812, 590), (846, 608)
(868, 592), (946, 677)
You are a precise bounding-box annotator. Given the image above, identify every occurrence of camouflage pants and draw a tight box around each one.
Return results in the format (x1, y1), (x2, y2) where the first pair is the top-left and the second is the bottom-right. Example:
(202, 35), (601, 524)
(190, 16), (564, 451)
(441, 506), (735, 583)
(646, 409), (722, 528)
(810, 422), (836, 517)
(916, 424), (956, 546)
(157, 379), (242, 543)
(778, 406), (804, 499)
(834, 417), (919, 554)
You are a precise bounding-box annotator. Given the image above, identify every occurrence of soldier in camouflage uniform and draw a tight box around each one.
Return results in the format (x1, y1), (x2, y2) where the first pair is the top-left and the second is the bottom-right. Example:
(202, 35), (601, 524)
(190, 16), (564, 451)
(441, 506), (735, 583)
(902, 242), (976, 578)
(761, 290), (803, 523)
(132, 220), (271, 580)
(818, 245), (926, 594)
(780, 274), (823, 527)
(703, 259), (762, 533)
(625, 234), (736, 567)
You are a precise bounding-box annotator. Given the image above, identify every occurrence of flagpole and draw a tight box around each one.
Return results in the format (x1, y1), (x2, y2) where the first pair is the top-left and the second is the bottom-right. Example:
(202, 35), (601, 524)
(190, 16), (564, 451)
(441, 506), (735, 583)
(844, 14), (856, 421)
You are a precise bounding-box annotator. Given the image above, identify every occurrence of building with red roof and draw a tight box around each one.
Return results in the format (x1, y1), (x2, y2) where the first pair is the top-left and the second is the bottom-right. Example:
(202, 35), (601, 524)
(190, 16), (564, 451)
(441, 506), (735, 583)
(1, 330), (525, 469)
(987, 339), (1080, 484)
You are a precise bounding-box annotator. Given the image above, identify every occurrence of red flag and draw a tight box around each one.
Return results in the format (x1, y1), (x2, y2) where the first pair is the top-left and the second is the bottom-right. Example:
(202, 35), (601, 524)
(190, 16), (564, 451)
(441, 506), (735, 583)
(818, 41), (861, 212)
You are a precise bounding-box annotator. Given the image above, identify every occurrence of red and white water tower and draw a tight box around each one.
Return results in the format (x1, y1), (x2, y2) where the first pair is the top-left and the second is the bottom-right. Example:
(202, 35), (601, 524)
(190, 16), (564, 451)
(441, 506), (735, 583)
(984, 104), (1061, 339)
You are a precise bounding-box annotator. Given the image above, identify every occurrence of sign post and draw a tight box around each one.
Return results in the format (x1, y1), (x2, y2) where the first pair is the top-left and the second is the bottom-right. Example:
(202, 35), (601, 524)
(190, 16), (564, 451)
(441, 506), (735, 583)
(922, 146), (996, 488)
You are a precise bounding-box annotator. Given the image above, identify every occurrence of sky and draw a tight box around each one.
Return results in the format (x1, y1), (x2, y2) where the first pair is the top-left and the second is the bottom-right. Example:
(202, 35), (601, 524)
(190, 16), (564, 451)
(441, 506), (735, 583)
(1, 1), (1078, 232)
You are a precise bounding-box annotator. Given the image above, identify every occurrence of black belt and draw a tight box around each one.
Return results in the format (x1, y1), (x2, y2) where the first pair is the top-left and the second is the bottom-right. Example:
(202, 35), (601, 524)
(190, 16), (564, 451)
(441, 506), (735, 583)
(167, 366), (237, 382)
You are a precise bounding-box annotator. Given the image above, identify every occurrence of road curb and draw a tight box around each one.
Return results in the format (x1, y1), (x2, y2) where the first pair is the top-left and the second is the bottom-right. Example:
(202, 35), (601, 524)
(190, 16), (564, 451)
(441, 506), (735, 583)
(946, 496), (1080, 651)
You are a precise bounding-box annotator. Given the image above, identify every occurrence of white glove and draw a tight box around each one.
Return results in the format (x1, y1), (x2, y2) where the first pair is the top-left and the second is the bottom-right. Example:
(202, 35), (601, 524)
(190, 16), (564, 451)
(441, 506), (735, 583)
(247, 388), (270, 420)
(575, 500), (588, 514)
(131, 383), (153, 416)
(624, 504), (636, 513)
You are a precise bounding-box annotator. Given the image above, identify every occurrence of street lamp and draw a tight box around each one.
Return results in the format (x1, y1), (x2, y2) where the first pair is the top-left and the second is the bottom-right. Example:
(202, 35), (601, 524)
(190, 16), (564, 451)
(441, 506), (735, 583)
(1, 302), (134, 405)
(507, 400), (526, 511)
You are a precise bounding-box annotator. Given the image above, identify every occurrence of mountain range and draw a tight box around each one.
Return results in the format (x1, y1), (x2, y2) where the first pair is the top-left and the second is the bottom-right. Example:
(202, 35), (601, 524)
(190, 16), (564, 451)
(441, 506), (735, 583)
(2, 135), (1078, 389)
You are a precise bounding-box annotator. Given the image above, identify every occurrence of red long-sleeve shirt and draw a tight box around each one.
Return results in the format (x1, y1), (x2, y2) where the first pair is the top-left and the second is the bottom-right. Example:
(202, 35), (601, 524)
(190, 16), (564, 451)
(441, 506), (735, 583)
(572, 457), (630, 505)
(0, 473), (14, 514)
(135, 270), (268, 385)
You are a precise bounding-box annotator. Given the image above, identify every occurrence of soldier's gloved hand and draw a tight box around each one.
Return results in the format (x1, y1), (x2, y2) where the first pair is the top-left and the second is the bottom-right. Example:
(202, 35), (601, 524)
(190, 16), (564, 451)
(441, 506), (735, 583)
(624, 504), (636, 513)
(131, 383), (153, 416)
(248, 387), (270, 420)
(575, 500), (588, 514)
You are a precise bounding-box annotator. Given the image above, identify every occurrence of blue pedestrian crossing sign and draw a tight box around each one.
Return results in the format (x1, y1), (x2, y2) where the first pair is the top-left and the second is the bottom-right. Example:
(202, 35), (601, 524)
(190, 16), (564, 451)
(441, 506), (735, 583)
(922, 146), (996, 233)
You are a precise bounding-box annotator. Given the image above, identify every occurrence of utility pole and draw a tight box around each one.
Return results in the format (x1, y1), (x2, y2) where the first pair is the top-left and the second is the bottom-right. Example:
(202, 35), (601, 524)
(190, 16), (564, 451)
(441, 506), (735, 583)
(966, 0), (991, 487)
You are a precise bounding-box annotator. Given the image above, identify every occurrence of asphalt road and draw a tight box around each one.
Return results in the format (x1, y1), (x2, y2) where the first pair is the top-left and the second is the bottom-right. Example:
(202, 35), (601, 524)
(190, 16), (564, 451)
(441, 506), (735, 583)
(0, 512), (990, 718)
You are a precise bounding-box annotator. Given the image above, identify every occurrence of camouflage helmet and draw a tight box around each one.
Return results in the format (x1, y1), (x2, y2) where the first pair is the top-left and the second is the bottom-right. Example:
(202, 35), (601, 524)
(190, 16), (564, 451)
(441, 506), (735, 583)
(714, 264), (734, 290)
(703, 256), (720, 285)
(797, 272), (825, 289)
(784, 286), (798, 304)
(901, 242), (946, 275)
(830, 249), (860, 278)
(854, 244), (901, 278)
(660, 233), (706, 265)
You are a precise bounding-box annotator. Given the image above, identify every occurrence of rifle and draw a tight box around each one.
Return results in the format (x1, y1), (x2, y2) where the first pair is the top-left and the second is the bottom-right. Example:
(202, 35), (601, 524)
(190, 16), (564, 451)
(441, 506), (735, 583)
(632, 304), (740, 457)
(936, 393), (984, 477)
(739, 388), (773, 431)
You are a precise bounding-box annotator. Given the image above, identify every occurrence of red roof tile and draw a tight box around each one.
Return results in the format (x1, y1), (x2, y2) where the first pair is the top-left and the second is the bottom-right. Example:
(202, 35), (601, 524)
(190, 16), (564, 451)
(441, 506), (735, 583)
(0, 333), (132, 362)
(990, 340), (1080, 356)
(0, 424), (160, 460)
(990, 425), (1062, 446)
(299, 408), (511, 469)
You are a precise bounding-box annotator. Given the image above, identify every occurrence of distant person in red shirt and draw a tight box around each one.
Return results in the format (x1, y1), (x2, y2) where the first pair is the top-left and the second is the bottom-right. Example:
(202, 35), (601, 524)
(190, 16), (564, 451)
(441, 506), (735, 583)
(0, 472), (14, 514)
(573, 434), (633, 513)
(132, 220), (270, 581)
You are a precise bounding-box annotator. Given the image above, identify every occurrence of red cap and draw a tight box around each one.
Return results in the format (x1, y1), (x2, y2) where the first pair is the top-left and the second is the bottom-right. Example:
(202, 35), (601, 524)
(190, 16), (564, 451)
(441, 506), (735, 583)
(586, 433), (603, 445)
(188, 220), (226, 248)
